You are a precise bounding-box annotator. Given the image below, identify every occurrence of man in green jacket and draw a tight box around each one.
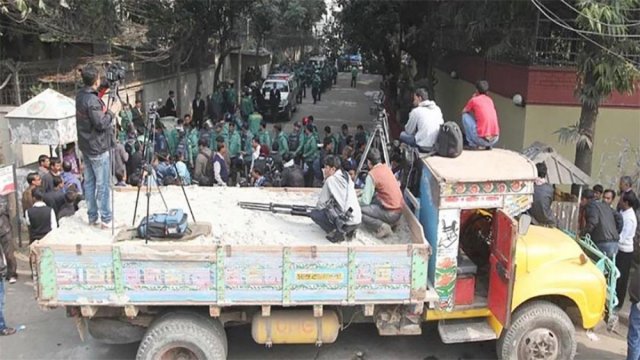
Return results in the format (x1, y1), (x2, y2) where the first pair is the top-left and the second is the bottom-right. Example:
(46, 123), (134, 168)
(227, 122), (242, 159)
(312, 72), (322, 104)
(272, 124), (289, 157)
(248, 110), (263, 136)
(351, 65), (359, 88)
(302, 124), (319, 187)
(257, 121), (272, 149)
(119, 104), (133, 142)
(240, 92), (254, 120)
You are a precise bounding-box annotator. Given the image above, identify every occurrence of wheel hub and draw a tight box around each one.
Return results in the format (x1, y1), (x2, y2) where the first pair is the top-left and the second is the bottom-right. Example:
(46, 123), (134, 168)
(519, 328), (559, 360)
(160, 346), (198, 360)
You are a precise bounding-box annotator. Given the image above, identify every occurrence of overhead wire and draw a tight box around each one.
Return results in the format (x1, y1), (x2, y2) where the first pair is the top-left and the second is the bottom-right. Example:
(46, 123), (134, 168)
(530, 0), (640, 68)
(559, 0), (640, 28)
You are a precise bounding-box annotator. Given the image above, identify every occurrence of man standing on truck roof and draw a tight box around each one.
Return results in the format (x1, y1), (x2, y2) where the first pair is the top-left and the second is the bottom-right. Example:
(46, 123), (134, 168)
(461, 80), (500, 149)
(580, 189), (620, 259)
(529, 162), (556, 227)
(76, 64), (121, 229)
(358, 149), (403, 238)
(311, 155), (362, 243)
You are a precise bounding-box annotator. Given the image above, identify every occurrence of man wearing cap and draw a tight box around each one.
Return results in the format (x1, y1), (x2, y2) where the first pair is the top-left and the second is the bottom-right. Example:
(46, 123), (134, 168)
(359, 149), (404, 238)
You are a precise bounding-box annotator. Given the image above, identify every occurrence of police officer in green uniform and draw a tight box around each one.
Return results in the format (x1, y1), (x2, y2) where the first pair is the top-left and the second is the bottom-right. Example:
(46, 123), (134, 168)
(311, 71), (322, 104)
(240, 90), (254, 120)
(257, 121), (272, 149)
(301, 124), (319, 187)
(273, 124), (289, 157)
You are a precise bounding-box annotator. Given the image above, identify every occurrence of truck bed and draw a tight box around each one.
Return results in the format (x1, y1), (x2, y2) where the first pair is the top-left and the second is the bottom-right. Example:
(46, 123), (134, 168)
(33, 188), (430, 307)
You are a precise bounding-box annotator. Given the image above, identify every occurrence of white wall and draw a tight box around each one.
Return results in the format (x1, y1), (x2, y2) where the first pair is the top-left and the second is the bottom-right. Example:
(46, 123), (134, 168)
(119, 66), (222, 117)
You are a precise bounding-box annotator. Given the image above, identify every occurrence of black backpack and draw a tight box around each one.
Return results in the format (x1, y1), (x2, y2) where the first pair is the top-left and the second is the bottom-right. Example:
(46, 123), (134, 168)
(137, 209), (189, 239)
(436, 121), (463, 158)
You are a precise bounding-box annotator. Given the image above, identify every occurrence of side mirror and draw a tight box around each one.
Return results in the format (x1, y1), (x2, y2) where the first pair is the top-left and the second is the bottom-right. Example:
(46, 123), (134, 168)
(519, 214), (531, 236)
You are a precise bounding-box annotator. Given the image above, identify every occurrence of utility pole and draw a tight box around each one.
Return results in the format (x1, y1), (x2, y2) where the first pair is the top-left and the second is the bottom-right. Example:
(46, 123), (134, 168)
(237, 18), (251, 105)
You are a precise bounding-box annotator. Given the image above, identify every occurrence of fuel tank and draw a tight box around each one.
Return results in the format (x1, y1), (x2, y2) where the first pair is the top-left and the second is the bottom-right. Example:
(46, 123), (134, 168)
(251, 310), (340, 345)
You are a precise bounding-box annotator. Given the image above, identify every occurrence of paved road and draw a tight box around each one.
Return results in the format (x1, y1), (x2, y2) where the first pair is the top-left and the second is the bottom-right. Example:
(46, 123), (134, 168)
(0, 73), (628, 359)
(290, 72), (381, 136)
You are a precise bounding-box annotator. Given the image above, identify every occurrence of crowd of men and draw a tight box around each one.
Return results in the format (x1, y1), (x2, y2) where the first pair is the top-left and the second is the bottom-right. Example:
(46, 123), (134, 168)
(530, 167), (640, 357)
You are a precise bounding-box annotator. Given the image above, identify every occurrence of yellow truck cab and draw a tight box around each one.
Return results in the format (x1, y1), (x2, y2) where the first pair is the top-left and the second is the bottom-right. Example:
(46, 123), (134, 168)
(417, 149), (606, 359)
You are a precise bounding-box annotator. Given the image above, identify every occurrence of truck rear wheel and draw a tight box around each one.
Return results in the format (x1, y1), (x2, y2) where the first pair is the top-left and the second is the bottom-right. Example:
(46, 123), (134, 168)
(136, 311), (227, 360)
(497, 301), (576, 360)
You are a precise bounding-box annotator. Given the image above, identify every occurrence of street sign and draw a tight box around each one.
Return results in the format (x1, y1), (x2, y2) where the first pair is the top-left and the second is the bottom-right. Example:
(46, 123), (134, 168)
(0, 164), (16, 195)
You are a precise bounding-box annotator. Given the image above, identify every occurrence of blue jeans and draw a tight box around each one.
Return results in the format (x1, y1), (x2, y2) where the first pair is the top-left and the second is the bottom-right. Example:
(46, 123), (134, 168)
(399, 131), (417, 147)
(597, 241), (618, 259)
(83, 151), (112, 224)
(629, 302), (640, 360)
(462, 113), (499, 148)
(0, 279), (5, 330)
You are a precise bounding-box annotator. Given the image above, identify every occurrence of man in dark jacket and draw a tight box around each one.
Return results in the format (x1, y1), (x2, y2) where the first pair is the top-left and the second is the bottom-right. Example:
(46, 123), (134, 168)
(0, 201), (16, 284)
(43, 176), (66, 218)
(0, 239), (16, 336)
(26, 189), (58, 244)
(580, 189), (620, 258)
(628, 257), (640, 360)
(530, 162), (556, 226)
(76, 64), (120, 228)
(192, 92), (206, 129)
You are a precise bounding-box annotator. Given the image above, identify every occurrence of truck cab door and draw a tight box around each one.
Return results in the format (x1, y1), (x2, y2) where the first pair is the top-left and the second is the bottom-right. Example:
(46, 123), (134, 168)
(488, 209), (517, 327)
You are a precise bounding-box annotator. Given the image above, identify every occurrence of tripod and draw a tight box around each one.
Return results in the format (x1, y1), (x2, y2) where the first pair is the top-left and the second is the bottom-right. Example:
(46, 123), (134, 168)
(356, 100), (392, 175)
(131, 106), (196, 243)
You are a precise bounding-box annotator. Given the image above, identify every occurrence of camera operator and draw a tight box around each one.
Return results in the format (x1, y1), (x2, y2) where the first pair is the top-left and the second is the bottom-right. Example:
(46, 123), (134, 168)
(76, 64), (121, 228)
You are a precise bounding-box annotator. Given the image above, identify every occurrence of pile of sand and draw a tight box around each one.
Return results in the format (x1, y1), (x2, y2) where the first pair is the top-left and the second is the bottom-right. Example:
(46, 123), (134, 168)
(43, 187), (413, 247)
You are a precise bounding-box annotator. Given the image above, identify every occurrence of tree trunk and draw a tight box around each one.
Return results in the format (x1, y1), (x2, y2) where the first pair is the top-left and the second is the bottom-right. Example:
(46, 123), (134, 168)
(574, 100), (598, 175)
(213, 46), (240, 90)
(175, 46), (183, 117)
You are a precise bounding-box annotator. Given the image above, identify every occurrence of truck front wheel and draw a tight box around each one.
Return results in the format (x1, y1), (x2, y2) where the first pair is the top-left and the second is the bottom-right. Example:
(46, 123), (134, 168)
(136, 311), (227, 360)
(497, 300), (576, 360)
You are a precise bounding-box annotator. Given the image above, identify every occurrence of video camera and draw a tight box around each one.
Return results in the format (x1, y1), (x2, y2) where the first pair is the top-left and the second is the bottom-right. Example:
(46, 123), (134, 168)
(104, 62), (126, 84)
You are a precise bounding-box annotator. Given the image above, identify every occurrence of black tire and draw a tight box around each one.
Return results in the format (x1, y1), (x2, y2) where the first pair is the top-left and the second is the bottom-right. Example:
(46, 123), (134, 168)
(136, 311), (227, 360)
(497, 301), (576, 360)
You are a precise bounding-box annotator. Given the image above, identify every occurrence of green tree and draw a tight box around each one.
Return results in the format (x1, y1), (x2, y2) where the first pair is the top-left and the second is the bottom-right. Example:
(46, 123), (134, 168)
(555, 0), (640, 176)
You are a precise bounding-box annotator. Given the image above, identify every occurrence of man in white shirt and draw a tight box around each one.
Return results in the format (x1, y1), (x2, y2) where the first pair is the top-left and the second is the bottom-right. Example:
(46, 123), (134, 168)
(616, 192), (638, 309)
(399, 88), (444, 150)
(25, 189), (58, 244)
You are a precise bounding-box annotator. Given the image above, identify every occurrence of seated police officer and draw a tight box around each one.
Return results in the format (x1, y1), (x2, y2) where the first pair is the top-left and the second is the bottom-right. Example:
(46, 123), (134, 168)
(359, 149), (404, 238)
(310, 155), (362, 242)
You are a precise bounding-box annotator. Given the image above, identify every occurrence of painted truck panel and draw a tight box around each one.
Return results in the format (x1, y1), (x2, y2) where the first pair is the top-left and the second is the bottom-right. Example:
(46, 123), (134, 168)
(33, 206), (430, 307)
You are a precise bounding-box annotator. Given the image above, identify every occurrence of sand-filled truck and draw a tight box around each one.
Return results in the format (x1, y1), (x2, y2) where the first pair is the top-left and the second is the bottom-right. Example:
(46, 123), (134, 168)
(31, 149), (607, 360)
